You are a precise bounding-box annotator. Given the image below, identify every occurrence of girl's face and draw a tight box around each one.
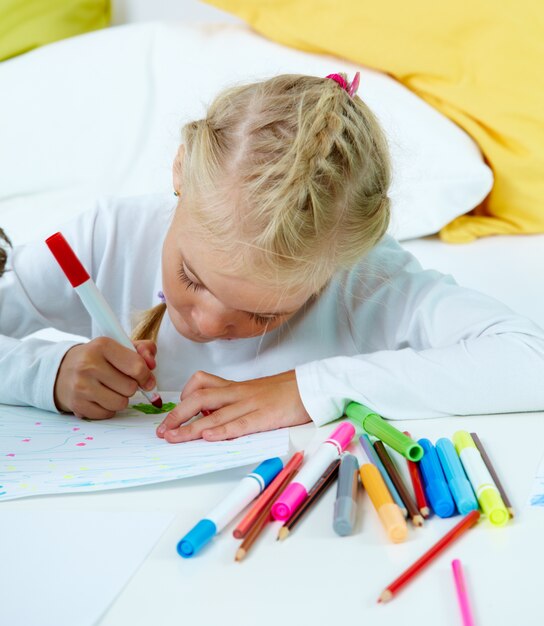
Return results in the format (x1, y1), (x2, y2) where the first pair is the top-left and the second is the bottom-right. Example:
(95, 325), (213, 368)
(161, 208), (313, 343)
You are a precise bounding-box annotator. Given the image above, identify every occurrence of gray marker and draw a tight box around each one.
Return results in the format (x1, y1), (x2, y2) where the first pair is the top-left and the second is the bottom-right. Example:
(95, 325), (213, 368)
(333, 453), (360, 536)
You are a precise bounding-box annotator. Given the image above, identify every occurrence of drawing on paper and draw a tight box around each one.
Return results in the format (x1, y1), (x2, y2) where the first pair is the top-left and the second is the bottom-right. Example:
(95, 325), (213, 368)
(0, 393), (289, 501)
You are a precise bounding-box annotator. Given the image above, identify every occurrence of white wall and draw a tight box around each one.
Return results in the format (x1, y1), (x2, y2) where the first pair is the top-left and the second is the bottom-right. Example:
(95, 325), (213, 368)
(112, 0), (242, 24)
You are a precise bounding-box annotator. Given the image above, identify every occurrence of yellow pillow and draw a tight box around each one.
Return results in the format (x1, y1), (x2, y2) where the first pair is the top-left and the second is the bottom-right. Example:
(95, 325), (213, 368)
(0, 0), (110, 62)
(206, 0), (544, 242)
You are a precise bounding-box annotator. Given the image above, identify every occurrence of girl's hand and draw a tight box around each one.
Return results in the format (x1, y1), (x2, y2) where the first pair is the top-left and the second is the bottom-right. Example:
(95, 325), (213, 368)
(156, 370), (312, 442)
(54, 337), (158, 419)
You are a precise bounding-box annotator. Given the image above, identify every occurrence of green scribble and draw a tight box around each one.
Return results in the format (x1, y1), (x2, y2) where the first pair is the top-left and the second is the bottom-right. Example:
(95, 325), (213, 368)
(131, 402), (177, 414)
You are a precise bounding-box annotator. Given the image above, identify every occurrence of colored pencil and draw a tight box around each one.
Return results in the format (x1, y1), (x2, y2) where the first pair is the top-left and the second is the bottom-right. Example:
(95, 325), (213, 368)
(470, 432), (513, 518)
(378, 510), (480, 603)
(235, 467), (299, 562)
(404, 431), (431, 518)
(277, 458), (341, 541)
(452, 559), (475, 626)
(360, 434), (408, 518)
(373, 440), (423, 527)
(233, 451), (304, 539)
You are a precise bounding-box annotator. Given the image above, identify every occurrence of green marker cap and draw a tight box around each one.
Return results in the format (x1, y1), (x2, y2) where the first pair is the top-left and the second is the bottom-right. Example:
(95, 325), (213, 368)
(345, 402), (423, 462)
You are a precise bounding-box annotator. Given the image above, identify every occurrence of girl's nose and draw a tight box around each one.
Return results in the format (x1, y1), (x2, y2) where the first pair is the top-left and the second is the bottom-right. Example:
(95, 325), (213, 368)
(192, 307), (232, 339)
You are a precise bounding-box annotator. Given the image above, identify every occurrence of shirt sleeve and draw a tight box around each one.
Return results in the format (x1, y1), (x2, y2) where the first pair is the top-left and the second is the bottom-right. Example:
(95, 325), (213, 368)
(0, 204), (103, 411)
(295, 236), (544, 426)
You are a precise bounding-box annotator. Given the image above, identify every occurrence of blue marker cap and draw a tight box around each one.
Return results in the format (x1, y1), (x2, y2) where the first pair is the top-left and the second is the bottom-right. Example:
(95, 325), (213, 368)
(435, 438), (479, 515)
(417, 438), (456, 518)
(250, 457), (284, 490)
(177, 519), (217, 558)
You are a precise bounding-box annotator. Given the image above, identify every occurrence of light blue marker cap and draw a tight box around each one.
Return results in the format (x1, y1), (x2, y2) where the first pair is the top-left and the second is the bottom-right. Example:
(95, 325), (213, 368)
(176, 457), (283, 558)
(436, 438), (479, 515)
(418, 438), (456, 518)
(250, 457), (284, 489)
(177, 519), (217, 558)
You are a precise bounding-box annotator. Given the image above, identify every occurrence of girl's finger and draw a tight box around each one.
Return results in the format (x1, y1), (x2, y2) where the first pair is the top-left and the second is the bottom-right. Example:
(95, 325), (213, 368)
(133, 340), (157, 370)
(162, 401), (254, 443)
(201, 410), (276, 441)
(95, 362), (142, 398)
(180, 370), (231, 401)
(72, 398), (116, 420)
(157, 385), (242, 434)
(202, 408), (311, 441)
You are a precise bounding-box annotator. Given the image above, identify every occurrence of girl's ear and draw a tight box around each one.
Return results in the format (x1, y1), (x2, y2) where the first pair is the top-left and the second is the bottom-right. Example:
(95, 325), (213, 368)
(172, 145), (185, 196)
(0, 227), (12, 278)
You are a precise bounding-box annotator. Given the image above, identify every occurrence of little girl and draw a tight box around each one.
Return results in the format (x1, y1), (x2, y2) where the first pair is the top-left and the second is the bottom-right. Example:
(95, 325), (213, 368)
(1, 73), (543, 444)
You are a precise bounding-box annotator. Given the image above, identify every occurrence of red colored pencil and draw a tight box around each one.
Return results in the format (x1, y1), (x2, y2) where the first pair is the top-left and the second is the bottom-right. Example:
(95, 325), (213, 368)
(233, 451), (304, 539)
(378, 510), (480, 603)
(404, 431), (430, 518)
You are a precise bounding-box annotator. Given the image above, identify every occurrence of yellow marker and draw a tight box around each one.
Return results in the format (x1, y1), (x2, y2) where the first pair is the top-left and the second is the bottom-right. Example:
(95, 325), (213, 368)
(453, 431), (509, 527)
(359, 439), (407, 543)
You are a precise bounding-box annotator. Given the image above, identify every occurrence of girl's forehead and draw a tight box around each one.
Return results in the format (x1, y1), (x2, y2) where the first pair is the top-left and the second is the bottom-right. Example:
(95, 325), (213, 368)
(171, 215), (313, 315)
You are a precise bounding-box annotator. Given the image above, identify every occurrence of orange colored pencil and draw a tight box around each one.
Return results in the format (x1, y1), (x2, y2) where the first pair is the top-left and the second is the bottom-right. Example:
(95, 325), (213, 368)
(378, 510), (480, 603)
(233, 451), (304, 539)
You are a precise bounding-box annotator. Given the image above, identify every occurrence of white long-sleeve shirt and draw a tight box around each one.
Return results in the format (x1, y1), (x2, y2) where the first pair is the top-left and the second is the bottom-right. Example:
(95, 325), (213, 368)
(1, 194), (544, 426)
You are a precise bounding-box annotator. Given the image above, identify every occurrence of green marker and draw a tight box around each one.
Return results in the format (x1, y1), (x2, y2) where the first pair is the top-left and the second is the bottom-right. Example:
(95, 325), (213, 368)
(345, 402), (423, 461)
(453, 431), (509, 527)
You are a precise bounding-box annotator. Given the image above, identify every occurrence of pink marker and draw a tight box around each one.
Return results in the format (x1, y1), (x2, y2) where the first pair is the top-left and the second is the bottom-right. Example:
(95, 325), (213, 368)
(46, 232), (163, 409)
(271, 421), (355, 522)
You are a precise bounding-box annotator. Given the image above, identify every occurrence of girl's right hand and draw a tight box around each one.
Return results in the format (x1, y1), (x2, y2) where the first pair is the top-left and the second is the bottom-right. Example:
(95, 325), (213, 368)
(53, 337), (158, 419)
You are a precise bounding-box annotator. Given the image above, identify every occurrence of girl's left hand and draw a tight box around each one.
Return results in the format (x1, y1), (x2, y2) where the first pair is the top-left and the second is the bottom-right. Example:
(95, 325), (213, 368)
(156, 370), (311, 442)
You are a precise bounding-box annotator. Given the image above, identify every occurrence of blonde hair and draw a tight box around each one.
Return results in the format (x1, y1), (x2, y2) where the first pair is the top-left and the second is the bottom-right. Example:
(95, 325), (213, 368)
(133, 73), (391, 341)
(0, 228), (11, 279)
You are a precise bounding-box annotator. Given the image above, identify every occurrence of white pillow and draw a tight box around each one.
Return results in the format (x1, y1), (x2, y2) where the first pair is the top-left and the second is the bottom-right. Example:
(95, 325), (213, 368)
(0, 22), (492, 245)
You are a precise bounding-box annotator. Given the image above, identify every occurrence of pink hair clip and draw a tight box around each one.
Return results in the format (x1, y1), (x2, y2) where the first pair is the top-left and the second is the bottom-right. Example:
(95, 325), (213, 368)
(325, 71), (361, 98)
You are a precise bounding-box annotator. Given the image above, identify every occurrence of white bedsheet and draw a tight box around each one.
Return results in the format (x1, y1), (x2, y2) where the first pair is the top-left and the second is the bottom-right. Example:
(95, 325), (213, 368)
(403, 234), (544, 331)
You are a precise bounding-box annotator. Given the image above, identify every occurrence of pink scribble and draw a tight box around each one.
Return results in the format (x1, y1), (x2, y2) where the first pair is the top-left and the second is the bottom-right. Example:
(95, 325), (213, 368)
(35, 422), (41, 426)
(6, 453), (15, 457)
(22, 439), (30, 443)
(72, 427), (80, 431)
(76, 442), (86, 446)
(85, 436), (93, 440)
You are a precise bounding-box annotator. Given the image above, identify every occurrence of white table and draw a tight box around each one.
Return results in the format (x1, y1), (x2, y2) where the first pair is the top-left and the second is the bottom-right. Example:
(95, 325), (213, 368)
(4, 410), (543, 626)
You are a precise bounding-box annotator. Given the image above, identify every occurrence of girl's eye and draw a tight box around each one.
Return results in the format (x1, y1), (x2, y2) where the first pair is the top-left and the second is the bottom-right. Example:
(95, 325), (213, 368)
(247, 312), (279, 326)
(177, 262), (279, 326)
(177, 266), (203, 292)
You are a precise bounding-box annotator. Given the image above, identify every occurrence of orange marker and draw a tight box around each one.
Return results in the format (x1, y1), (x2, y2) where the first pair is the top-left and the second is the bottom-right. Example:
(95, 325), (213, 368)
(359, 436), (407, 543)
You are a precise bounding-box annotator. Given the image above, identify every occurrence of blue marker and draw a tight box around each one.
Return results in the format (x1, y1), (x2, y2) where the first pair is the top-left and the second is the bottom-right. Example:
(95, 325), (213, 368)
(417, 438), (456, 518)
(177, 457), (283, 558)
(436, 438), (479, 515)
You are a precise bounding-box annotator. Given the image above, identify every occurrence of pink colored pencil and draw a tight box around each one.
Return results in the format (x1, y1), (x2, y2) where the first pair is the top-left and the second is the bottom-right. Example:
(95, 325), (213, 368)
(233, 451), (304, 539)
(452, 559), (475, 626)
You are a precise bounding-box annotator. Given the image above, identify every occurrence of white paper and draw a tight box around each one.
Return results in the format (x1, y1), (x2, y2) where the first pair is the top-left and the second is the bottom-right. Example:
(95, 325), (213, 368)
(0, 510), (174, 626)
(0, 393), (289, 501)
(530, 454), (544, 506)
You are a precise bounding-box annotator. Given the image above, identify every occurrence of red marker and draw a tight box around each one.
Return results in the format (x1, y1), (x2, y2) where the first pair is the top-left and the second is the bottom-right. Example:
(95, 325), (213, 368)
(46, 232), (163, 409)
